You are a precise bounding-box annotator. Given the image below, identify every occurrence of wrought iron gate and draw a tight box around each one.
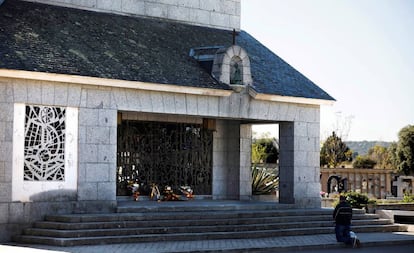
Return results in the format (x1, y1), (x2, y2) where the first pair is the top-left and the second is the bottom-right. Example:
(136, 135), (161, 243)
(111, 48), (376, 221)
(117, 120), (213, 196)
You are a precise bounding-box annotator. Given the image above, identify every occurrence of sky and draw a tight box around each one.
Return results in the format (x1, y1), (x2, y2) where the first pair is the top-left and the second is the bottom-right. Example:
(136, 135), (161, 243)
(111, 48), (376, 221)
(241, 0), (414, 142)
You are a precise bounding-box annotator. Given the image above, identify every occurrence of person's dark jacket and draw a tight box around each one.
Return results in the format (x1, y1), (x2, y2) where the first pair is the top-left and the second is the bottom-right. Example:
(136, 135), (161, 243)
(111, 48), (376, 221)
(333, 201), (353, 225)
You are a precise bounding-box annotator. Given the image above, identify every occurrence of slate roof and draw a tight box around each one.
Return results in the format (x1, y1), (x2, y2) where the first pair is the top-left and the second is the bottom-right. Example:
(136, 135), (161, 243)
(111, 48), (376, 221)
(0, 0), (334, 101)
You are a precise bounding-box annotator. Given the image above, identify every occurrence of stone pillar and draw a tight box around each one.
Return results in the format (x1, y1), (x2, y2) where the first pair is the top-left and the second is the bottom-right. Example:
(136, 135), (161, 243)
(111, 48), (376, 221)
(212, 120), (241, 200)
(212, 120), (225, 199)
(279, 122), (295, 204)
(226, 120), (241, 199)
(239, 124), (252, 200)
(320, 170), (328, 194)
(0, 85), (13, 242)
(77, 107), (117, 211)
(279, 121), (321, 208)
(386, 173), (392, 197)
(0, 90), (13, 205)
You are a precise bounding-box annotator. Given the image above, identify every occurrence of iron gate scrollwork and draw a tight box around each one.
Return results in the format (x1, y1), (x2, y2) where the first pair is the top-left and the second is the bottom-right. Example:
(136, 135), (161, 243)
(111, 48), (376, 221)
(117, 120), (213, 196)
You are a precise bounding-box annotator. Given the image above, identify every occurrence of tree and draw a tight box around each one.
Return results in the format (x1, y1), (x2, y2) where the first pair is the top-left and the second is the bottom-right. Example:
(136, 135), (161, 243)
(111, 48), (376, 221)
(387, 142), (398, 170)
(396, 125), (414, 175)
(251, 137), (279, 164)
(365, 145), (394, 169)
(353, 155), (376, 169)
(320, 131), (352, 168)
(252, 143), (267, 164)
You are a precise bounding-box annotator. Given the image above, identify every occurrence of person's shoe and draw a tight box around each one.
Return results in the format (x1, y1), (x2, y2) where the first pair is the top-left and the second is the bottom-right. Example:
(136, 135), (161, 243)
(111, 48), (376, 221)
(355, 238), (361, 248)
(352, 238), (361, 248)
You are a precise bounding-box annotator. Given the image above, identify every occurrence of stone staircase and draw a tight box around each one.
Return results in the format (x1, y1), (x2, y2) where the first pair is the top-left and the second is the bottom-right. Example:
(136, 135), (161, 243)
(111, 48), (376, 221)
(14, 201), (408, 247)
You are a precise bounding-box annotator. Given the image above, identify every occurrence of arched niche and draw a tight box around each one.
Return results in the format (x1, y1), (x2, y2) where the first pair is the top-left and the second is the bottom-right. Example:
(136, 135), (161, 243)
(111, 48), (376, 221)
(211, 45), (252, 91)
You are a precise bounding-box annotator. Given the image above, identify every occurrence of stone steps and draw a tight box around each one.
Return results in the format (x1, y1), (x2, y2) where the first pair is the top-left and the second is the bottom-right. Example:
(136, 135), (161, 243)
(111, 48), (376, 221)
(393, 211), (414, 224)
(45, 209), (337, 222)
(23, 219), (395, 238)
(42, 211), (365, 223)
(15, 225), (406, 247)
(13, 202), (408, 247)
(32, 215), (387, 230)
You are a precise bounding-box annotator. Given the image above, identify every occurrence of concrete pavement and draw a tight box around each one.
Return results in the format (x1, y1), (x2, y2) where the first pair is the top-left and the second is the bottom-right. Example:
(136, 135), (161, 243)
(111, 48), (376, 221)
(2, 232), (414, 253)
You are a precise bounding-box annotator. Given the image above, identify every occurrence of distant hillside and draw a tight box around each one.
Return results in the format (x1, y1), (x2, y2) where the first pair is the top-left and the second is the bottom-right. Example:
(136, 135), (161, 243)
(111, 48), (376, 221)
(345, 141), (393, 156)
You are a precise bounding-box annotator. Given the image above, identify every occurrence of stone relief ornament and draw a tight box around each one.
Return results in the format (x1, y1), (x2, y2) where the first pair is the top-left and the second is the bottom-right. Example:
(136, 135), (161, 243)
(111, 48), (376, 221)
(24, 105), (66, 181)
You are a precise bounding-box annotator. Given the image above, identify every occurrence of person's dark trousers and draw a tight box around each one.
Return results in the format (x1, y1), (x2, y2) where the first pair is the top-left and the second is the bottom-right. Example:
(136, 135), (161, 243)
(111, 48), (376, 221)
(335, 224), (353, 245)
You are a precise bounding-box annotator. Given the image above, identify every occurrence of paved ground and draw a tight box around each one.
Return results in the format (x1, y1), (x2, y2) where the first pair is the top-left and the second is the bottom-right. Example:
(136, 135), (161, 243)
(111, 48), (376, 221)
(298, 244), (414, 253)
(2, 232), (414, 253)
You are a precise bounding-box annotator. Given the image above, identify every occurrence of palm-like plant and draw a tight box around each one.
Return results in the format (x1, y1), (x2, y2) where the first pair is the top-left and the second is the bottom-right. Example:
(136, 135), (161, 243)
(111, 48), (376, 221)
(252, 166), (279, 195)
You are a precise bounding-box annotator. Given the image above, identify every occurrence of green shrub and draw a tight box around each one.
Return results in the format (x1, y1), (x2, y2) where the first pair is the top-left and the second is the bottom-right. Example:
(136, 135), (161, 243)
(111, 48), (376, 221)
(333, 192), (369, 209)
(403, 193), (414, 203)
(252, 138), (278, 164)
(367, 199), (377, 205)
(353, 156), (376, 169)
(345, 192), (369, 208)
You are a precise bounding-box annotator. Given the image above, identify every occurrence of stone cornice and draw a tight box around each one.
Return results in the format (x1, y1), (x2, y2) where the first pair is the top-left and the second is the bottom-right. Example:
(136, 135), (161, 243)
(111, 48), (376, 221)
(249, 87), (335, 106)
(0, 69), (233, 97)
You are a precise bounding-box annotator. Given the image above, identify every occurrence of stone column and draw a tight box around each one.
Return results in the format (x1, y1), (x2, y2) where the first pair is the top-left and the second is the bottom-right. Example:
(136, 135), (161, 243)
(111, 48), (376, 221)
(0, 85), (13, 242)
(77, 107), (117, 212)
(212, 120), (241, 200)
(386, 173), (392, 197)
(239, 124), (252, 200)
(320, 170), (328, 194)
(279, 121), (321, 208)
(226, 120), (241, 199)
(279, 122), (295, 204)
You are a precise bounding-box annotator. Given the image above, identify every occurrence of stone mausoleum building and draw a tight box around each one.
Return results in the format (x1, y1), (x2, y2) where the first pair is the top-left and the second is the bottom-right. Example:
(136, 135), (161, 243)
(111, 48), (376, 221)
(0, 0), (334, 241)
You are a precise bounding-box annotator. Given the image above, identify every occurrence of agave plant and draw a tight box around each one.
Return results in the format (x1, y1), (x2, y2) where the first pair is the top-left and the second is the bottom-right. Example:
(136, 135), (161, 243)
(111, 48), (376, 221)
(252, 166), (279, 195)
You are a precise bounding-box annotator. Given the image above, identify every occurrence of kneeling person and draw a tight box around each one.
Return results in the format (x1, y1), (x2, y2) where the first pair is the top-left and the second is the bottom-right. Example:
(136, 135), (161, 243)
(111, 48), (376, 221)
(333, 195), (361, 247)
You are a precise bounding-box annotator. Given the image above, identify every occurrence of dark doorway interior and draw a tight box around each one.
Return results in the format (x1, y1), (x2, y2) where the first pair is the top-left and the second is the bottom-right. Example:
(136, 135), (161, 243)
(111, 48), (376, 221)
(327, 175), (347, 194)
(117, 120), (213, 196)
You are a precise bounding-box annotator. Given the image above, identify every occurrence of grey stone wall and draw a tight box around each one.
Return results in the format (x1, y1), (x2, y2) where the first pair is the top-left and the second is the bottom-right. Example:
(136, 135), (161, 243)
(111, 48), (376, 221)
(0, 79), (117, 242)
(0, 76), (322, 241)
(25, 0), (241, 30)
(0, 81), (13, 204)
(0, 80), (13, 242)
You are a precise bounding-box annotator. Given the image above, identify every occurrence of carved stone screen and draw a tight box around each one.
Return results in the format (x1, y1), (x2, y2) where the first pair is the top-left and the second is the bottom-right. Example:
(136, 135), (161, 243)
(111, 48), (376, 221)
(117, 120), (213, 196)
(24, 105), (66, 181)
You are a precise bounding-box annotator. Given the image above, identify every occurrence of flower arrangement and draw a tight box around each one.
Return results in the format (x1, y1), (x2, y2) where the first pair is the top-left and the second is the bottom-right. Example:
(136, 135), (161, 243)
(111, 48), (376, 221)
(129, 182), (195, 202)
(163, 185), (181, 201)
(127, 181), (140, 201)
(150, 183), (161, 201)
(180, 186), (194, 200)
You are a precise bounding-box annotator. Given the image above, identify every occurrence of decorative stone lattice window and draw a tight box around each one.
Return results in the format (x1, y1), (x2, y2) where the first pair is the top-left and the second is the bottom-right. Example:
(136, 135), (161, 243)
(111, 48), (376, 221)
(212, 45), (252, 91)
(12, 104), (78, 202)
(24, 105), (66, 181)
